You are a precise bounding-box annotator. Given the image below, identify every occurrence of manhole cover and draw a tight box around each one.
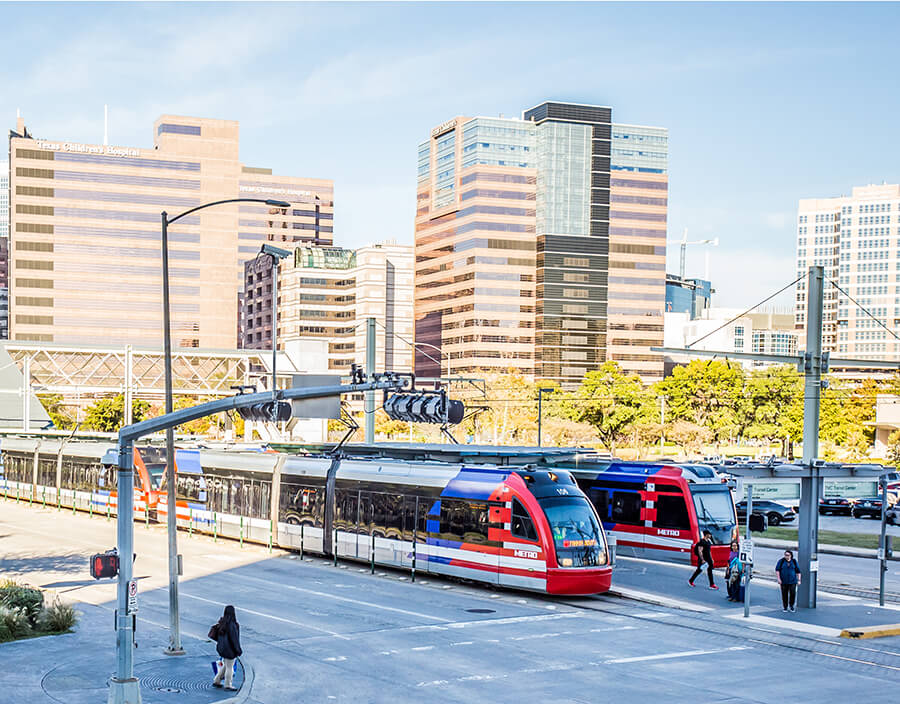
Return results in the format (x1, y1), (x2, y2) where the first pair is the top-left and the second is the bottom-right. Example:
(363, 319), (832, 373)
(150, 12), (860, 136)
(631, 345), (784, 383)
(156, 687), (182, 694)
(465, 608), (495, 614)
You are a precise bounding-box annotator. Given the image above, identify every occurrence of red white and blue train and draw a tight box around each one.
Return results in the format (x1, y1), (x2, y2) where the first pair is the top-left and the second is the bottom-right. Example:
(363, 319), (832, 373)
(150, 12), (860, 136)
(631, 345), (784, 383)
(563, 460), (738, 567)
(0, 437), (612, 595)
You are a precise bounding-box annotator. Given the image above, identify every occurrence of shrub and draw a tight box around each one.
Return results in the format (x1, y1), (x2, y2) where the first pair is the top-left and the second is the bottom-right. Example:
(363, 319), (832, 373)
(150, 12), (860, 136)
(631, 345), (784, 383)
(0, 582), (43, 627)
(38, 599), (77, 633)
(0, 605), (32, 639)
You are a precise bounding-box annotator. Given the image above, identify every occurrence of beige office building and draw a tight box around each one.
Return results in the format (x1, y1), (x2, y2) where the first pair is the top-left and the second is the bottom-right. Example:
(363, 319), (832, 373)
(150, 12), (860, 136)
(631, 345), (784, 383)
(795, 183), (900, 359)
(244, 241), (414, 374)
(8, 115), (333, 347)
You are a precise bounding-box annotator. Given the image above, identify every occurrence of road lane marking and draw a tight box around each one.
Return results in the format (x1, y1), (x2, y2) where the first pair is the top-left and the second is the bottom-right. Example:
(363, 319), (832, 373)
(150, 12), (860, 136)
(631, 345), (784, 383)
(231, 571), (451, 623)
(180, 591), (349, 640)
(603, 646), (749, 664)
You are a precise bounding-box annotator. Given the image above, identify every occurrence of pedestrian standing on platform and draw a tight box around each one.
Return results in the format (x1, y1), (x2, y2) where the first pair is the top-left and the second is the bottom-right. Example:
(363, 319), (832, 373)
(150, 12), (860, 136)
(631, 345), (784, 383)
(775, 549), (801, 612)
(688, 530), (718, 590)
(212, 605), (243, 691)
(726, 542), (743, 602)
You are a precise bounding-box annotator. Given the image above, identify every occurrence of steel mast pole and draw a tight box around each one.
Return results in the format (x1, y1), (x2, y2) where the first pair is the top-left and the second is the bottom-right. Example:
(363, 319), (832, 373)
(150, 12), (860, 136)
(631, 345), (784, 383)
(271, 255), (279, 407)
(108, 438), (140, 704)
(161, 213), (183, 655)
(365, 317), (376, 443)
(879, 475), (888, 606)
(798, 265), (824, 609)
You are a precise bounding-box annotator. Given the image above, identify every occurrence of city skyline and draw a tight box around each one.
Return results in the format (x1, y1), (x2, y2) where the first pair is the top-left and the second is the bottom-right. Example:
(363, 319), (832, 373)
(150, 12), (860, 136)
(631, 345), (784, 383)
(4, 2), (900, 310)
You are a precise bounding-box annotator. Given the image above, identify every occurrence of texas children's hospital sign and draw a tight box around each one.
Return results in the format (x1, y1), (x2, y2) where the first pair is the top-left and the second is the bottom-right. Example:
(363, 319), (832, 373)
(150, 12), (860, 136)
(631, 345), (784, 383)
(34, 140), (140, 158)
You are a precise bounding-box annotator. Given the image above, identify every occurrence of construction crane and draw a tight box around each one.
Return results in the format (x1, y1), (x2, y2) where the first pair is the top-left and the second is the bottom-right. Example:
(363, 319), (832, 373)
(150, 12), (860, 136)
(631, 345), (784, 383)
(668, 228), (719, 279)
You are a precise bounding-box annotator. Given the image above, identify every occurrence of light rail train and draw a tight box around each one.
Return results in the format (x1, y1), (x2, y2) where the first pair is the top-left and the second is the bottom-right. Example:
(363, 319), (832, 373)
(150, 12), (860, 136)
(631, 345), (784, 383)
(0, 438), (612, 595)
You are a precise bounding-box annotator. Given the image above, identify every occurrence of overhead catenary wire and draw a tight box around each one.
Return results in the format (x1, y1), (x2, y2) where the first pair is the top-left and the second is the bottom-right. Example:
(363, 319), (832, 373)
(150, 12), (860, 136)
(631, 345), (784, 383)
(686, 273), (806, 349)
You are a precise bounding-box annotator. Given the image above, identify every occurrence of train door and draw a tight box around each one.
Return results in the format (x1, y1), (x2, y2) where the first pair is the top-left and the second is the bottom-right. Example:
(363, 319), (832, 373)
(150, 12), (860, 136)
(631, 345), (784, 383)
(357, 491), (374, 560)
(401, 495), (425, 572)
(333, 488), (358, 559)
(644, 482), (693, 562)
(608, 487), (644, 556)
(500, 498), (541, 590)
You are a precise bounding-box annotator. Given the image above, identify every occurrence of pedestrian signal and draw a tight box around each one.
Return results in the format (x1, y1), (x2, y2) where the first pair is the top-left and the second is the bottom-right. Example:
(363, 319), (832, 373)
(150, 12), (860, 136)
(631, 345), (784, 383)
(236, 400), (292, 423)
(749, 514), (767, 532)
(384, 390), (464, 425)
(90, 550), (119, 579)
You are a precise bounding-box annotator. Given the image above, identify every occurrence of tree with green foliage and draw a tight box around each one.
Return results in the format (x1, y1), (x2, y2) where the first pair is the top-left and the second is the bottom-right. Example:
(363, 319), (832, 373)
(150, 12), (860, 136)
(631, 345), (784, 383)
(667, 419), (713, 455)
(37, 394), (76, 430)
(564, 361), (649, 454)
(743, 365), (803, 455)
(654, 359), (746, 444)
(82, 394), (150, 432)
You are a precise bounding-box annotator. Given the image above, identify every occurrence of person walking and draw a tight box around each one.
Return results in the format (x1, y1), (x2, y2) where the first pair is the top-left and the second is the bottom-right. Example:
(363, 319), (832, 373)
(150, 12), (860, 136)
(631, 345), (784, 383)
(212, 605), (243, 691)
(775, 549), (801, 612)
(688, 530), (718, 590)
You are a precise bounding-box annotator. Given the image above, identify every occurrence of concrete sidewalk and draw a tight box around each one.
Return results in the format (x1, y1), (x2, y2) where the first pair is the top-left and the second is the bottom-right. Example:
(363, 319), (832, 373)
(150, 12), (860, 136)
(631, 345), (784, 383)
(0, 600), (251, 704)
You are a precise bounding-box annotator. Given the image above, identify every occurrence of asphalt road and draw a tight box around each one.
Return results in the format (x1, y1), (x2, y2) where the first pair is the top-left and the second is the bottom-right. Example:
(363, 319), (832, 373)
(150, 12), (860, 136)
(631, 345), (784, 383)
(2, 500), (899, 703)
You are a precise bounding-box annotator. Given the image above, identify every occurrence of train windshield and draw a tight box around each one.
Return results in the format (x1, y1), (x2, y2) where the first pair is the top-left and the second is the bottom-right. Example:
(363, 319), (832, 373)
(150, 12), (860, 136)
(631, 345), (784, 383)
(538, 496), (607, 568)
(691, 486), (737, 545)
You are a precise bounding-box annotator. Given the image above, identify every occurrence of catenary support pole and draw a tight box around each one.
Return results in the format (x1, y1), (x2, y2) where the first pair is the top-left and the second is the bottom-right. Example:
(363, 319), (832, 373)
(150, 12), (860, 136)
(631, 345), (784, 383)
(108, 438), (141, 704)
(537, 388), (543, 448)
(798, 265), (824, 609)
(161, 212), (184, 655)
(124, 345), (133, 427)
(271, 255), (279, 408)
(365, 317), (376, 443)
(22, 355), (30, 432)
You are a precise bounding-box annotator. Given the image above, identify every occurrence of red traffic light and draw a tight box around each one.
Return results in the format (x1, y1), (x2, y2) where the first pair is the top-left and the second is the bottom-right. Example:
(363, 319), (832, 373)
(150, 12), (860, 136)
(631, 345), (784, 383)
(90, 551), (119, 579)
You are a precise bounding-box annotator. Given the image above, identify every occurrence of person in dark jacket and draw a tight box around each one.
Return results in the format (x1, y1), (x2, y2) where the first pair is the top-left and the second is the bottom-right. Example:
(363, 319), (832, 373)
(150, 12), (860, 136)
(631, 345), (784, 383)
(212, 605), (242, 691)
(775, 550), (801, 612)
(688, 530), (718, 589)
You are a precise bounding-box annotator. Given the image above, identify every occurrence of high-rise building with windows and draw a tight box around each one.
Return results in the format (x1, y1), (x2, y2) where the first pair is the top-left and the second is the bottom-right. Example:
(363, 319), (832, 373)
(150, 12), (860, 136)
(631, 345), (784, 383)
(243, 241), (414, 374)
(414, 101), (667, 385)
(8, 115), (332, 347)
(0, 159), (9, 338)
(795, 183), (900, 359)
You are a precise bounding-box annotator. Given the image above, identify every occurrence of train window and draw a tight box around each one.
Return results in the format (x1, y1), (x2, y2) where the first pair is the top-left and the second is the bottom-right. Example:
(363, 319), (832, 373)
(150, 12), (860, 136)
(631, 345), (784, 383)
(611, 491), (642, 525)
(38, 457), (56, 487)
(511, 498), (538, 542)
(279, 482), (322, 526)
(334, 490), (359, 531)
(655, 494), (690, 530)
(589, 488), (609, 521)
(439, 498), (489, 545)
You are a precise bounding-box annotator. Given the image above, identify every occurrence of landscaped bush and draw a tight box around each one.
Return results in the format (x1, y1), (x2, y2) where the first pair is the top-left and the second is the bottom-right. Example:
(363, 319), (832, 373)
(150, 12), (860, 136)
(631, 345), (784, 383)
(0, 582), (78, 643)
(0, 581), (44, 627)
(38, 599), (77, 633)
(0, 605), (32, 640)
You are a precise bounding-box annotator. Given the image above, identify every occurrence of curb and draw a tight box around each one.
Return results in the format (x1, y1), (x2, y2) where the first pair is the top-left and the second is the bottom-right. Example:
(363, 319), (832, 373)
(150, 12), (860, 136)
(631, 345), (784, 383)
(756, 537), (900, 562)
(839, 624), (900, 639)
(608, 587), (714, 613)
(220, 659), (254, 704)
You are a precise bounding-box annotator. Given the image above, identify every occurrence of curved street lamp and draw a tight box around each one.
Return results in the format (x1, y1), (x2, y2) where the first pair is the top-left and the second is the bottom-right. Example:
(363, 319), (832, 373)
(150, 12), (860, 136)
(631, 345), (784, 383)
(159, 197), (289, 656)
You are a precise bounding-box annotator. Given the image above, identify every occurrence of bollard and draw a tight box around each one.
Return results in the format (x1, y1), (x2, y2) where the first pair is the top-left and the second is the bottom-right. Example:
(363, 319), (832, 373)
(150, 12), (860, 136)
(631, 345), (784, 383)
(240, 515), (244, 548)
(268, 519), (273, 553)
(106, 500), (110, 522)
(89, 493), (93, 518)
(411, 537), (417, 583)
(57, 489), (61, 511)
(72, 491), (76, 515)
(16, 484), (20, 504)
(42, 486), (46, 510)
(371, 532), (375, 574)
(213, 511), (218, 543)
(300, 523), (305, 560)
(333, 528), (338, 567)
(145, 504), (149, 528)
(30, 485), (34, 506)
(189, 508), (194, 538)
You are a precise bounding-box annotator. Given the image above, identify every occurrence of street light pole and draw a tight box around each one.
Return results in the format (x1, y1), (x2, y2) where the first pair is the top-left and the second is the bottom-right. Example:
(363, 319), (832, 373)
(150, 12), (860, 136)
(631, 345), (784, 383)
(159, 198), (289, 659)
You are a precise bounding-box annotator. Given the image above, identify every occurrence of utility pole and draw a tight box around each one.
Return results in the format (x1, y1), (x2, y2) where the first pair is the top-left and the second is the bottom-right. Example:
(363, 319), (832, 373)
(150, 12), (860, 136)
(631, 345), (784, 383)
(743, 483), (753, 618)
(879, 475), (888, 606)
(659, 395), (666, 454)
(798, 265), (824, 609)
(365, 317), (376, 443)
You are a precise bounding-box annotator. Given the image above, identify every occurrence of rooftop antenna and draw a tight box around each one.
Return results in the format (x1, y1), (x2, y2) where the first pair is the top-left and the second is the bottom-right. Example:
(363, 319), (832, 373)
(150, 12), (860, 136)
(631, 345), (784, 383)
(104, 105), (108, 146)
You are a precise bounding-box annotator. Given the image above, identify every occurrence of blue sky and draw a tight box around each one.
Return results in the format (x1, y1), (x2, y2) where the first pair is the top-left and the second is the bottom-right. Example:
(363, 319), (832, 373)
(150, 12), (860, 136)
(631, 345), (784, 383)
(4, 2), (900, 308)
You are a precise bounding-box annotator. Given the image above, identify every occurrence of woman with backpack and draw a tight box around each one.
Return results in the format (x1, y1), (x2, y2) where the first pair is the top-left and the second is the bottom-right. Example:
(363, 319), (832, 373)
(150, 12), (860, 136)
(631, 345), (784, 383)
(775, 550), (801, 612)
(726, 541), (743, 602)
(210, 605), (243, 691)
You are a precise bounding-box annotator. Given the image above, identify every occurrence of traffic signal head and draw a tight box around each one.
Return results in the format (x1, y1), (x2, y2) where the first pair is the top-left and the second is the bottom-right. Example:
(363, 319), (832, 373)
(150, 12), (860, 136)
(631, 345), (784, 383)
(90, 551), (119, 579)
(383, 391), (464, 425)
(237, 400), (292, 423)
